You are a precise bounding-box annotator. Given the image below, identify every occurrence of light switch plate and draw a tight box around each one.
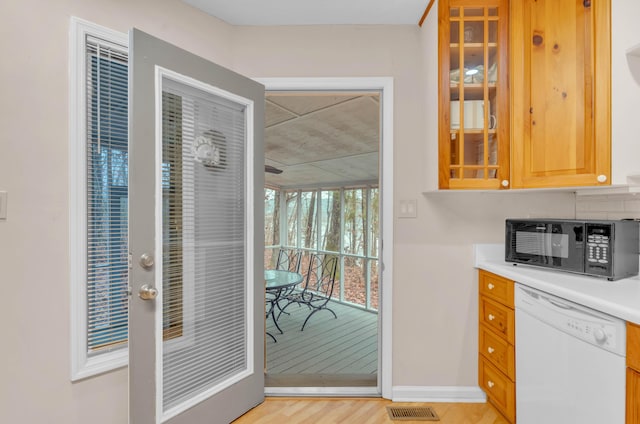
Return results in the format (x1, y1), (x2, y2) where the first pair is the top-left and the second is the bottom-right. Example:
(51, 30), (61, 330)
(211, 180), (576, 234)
(0, 191), (7, 220)
(398, 199), (417, 218)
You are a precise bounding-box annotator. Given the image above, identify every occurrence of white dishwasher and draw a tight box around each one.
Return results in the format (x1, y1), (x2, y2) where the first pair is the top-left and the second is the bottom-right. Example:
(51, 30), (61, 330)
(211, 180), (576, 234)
(515, 283), (626, 424)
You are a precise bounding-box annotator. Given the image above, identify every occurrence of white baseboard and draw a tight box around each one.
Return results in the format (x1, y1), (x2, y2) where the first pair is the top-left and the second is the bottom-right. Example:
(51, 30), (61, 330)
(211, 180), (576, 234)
(264, 385), (486, 402)
(265, 386), (380, 397)
(392, 386), (487, 403)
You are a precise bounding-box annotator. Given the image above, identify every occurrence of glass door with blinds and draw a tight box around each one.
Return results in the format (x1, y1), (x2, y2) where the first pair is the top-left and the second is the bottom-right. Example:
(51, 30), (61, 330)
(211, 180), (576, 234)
(129, 29), (265, 424)
(438, 0), (509, 189)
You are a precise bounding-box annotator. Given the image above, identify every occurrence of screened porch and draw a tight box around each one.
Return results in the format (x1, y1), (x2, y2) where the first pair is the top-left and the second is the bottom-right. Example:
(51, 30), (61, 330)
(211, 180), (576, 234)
(264, 187), (380, 385)
(263, 91), (381, 385)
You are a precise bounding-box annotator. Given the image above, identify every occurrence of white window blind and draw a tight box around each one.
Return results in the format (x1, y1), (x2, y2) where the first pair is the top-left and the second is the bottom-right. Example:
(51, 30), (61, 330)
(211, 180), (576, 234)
(85, 36), (129, 353)
(70, 17), (129, 380)
(160, 76), (250, 416)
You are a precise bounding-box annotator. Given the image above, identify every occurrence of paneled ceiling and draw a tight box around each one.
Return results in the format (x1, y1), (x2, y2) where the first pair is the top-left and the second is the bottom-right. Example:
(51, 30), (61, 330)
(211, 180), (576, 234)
(265, 93), (380, 189)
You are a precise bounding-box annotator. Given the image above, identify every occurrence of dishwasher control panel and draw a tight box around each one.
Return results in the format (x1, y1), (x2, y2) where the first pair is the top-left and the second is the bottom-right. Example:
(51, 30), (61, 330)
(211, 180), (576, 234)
(565, 317), (618, 350)
(515, 283), (626, 356)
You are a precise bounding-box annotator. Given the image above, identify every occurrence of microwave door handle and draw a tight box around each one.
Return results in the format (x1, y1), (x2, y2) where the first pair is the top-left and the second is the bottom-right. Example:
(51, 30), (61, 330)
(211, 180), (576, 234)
(543, 231), (552, 262)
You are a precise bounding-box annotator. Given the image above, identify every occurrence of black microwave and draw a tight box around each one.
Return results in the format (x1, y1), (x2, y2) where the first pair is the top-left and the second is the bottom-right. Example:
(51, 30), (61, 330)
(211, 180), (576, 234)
(505, 219), (639, 280)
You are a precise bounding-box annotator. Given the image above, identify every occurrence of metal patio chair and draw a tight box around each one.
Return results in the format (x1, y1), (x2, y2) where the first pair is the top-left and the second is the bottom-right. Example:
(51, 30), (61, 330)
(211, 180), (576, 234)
(278, 254), (338, 331)
(269, 248), (303, 316)
(275, 248), (302, 273)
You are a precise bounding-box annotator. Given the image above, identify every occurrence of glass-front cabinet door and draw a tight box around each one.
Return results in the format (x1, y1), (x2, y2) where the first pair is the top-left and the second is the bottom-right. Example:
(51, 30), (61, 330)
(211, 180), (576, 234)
(438, 0), (509, 189)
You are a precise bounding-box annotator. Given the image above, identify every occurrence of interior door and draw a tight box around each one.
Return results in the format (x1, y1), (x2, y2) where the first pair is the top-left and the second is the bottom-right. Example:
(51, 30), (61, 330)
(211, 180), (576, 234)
(128, 29), (265, 424)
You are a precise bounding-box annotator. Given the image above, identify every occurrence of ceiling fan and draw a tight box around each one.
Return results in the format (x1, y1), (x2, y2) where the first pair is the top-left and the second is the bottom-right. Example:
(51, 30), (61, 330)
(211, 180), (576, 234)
(265, 165), (283, 174)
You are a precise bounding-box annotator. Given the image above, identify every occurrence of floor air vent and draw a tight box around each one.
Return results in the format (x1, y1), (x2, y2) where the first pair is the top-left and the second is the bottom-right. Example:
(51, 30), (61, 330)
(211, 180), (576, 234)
(386, 406), (440, 421)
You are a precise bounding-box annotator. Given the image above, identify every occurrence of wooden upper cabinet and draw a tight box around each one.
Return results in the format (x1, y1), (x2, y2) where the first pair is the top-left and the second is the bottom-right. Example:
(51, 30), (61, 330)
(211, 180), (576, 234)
(438, 0), (510, 189)
(510, 0), (611, 188)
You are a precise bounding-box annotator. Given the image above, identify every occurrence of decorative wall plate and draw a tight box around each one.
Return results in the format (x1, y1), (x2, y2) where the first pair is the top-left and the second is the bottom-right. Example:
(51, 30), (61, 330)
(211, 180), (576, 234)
(192, 129), (227, 169)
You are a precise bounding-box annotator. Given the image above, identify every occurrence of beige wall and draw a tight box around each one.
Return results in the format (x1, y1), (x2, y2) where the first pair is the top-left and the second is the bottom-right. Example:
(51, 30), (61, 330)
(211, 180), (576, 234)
(0, 1), (233, 423)
(2, 0), (636, 422)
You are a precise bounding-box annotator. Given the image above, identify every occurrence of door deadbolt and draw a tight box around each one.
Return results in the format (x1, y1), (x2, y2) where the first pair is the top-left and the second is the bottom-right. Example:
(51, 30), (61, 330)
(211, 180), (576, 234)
(138, 284), (158, 300)
(139, 253), (154, 270)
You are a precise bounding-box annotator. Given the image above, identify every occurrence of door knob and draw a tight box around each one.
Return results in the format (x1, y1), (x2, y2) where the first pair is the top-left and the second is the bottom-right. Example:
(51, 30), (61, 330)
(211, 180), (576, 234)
(488, 347), (495, 354)
(487, 380), (495, 388)
(139, 253), (154, 270)
(139, 284), (158, 300)
(487, 283), (495, 290)
(488, 314), (495, 321)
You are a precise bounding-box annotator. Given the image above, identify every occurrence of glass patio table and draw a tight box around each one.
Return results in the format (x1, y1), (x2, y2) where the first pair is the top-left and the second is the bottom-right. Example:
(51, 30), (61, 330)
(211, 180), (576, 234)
(265, 269), (303, 340)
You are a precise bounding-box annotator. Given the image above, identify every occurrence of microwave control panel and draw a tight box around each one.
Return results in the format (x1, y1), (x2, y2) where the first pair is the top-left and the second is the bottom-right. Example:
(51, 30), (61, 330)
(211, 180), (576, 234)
(585, 224), (612, 273)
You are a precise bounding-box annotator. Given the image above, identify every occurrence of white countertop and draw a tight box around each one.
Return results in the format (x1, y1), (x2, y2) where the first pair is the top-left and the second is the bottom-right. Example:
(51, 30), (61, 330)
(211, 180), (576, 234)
(474, 244), (640, 324)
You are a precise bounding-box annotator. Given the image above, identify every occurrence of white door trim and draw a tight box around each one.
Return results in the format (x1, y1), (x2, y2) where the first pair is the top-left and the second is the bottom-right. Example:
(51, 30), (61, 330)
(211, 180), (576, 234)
(255, 77), (393, 399)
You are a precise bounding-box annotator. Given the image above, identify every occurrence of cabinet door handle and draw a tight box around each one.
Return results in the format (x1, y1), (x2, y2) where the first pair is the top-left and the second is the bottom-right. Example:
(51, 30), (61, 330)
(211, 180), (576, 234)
(487, 283), (495, 290)
(487, 380), (495, 388)
(501, 180), (509, 188)
(488, 314), (495, 321)
(487, 347), (495, 354)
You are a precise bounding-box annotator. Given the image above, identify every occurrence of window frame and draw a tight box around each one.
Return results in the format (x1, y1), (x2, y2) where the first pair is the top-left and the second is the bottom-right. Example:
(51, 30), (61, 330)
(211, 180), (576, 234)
(69, 17), (129, 381)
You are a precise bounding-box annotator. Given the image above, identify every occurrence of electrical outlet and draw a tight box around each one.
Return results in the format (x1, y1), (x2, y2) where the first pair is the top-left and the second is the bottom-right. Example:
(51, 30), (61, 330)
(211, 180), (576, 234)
(0, 191), (6, 220)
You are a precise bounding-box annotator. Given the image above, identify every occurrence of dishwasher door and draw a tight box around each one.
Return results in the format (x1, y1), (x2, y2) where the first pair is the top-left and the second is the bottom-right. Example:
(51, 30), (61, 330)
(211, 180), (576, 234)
(515, 283), (626, 424)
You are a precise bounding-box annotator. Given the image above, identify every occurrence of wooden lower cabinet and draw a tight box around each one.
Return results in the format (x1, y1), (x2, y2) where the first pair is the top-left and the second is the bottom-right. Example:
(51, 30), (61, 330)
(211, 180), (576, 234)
(479, 324), (515, 380)
(480, 356), (515, 422)
(479, 271), (514, 307)
(479, 296), (515, 343)
(627, 322), (640, 424)
(627, 368), (640, 424)
(478, 270), (515, 423)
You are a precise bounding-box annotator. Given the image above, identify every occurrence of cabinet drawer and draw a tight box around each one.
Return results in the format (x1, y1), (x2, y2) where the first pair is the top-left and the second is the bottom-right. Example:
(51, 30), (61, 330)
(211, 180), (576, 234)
(479, 270), (514, 308)
(479, 356), (515, 423)
(628, 322), (640, 371)
(479, 324), (515, 380)
(479, 296), (515, 344)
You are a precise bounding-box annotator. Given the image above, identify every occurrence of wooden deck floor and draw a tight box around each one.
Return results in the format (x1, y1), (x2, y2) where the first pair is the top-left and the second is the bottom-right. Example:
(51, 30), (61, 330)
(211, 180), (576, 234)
(266, 299), (378, 382)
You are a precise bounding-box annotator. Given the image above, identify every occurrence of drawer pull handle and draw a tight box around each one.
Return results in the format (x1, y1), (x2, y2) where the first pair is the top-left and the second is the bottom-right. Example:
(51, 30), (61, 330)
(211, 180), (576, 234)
(488, 314), (495, 321)
(488, 380), (495, 388)
(487, 347), (495, 354)
(487, 283), (494, 290)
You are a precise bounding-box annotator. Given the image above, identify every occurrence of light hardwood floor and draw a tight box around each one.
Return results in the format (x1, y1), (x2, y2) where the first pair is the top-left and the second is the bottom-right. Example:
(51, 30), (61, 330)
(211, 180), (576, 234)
(233, 398), (509, 424)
